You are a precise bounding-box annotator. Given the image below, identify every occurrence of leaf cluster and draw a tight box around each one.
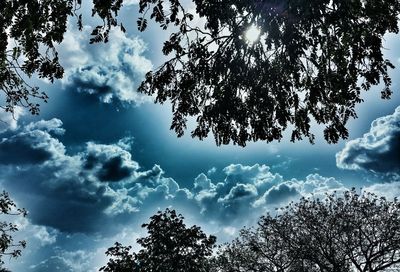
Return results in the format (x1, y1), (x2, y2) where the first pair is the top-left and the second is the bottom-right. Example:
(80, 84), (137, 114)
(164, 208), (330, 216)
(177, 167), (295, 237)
(100, 208), (216, 272)
(138, 0), (400, 146)
(0, 191), (27, 270)
(0, 0), (126, 118)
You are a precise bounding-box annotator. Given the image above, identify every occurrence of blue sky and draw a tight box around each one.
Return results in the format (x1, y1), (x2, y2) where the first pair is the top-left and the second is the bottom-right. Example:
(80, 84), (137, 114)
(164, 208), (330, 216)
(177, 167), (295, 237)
(1, 1), (400, 271)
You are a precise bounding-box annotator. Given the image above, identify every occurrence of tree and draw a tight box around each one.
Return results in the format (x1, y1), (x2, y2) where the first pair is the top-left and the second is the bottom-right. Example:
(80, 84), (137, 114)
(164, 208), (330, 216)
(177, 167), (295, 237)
(0, 191), (27, 271)
(214, 189), (400, 272)
(137, 0), (400, 146)
(100, 208), (216, 272)
(0, 0), (126, 117)
(2, 0), (400, 146)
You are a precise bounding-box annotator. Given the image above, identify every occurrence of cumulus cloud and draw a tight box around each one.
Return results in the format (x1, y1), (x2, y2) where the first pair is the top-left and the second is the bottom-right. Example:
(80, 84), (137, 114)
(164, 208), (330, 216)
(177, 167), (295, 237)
(0, 118), (349, 237)
(0, 119), (359, 271)
(63, 27), (152, 104)
(0, 118), (65, 165)
(190, 164), (346, 223)
(256, 183), (300, 206)
(82, 142), (139, 182)
(336, 106), (400, 175)
(33, 226), (58, 246)
(0, 119), (193, 234)
(192, 164), (281, 222)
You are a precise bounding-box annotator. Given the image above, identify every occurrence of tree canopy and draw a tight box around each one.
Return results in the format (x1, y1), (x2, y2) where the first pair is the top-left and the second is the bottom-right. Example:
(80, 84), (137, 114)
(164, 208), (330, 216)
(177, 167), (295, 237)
(0, 0), (125, 117)
(214, 189), (400, 272)
(100, 208), (216, 272)
(0, 191), (27, 271)
(1, 0), (400, 145)
(137, 0), (400, 146)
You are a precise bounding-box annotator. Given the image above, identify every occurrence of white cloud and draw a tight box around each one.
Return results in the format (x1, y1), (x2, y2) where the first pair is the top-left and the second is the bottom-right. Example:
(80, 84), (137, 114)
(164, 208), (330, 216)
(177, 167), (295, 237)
(363, 181), (400, 200)
(33, 226), (58, 246)
(30, 250), (96, 272)
(124, 0), (139, 6)
(0, 106), (24, 133)
(62, 26), (153, 105)
(336, 106), (400, 176)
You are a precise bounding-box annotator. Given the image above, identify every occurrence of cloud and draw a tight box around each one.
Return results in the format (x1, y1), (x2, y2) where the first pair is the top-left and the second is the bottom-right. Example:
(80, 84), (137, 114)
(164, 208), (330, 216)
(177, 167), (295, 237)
(219, 183), (258, 203)
(123, 0), (139, 5)
(336, 106), (400, 175)
(0, 118), (65, 165)
(0, 119), (191, 234)
(25, 119), (65, 135)
(297, 174), (346, 196)
(82, 142), (139, 182)
(363, 182), (400, 200)
(0, 119), (358, 272)
(192, 164), (298, 223)
(0, 118), (348, 235)
(0, 118), (349, 243)
(258, 183), (300, 206)
(188, 163), (346, 225)
(63, 27), (153, 105)
(30, 250), (96, 272)
(0, 106), (24, 133)
(207, 167), (217, 176)
(0, 120), (136, 233)
(33, 226), (58, 246)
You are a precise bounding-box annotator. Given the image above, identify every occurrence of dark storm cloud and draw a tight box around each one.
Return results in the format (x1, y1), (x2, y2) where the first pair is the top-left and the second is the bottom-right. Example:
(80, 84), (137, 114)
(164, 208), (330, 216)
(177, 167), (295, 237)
(336, 106), (400, 175)
(1, 119), (352, 272)
(97, 156), (133, 181)
(3, 160), (125, 233)
(0, 120), (134, 233)
(63, 29), (152, 105)
(0, 119), (191, 234)
(0, 119), (347, 235)
(82, 142), (139, 182)
(0, 119), (65, 165)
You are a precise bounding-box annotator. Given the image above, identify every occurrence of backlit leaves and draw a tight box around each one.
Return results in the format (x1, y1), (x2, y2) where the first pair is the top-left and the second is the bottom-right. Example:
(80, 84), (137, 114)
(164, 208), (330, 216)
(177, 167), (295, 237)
(138, 0), (400, 146)
(0, 0), (126, 118)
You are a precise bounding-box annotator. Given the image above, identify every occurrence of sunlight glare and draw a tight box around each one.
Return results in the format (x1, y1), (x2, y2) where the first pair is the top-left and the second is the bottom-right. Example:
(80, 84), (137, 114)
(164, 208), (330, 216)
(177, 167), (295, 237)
(245, 25), (261, 44)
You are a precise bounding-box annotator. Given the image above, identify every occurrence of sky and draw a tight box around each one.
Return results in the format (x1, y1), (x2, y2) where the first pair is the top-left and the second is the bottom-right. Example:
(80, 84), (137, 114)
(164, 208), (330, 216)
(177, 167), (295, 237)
(1, 1), (400, 271)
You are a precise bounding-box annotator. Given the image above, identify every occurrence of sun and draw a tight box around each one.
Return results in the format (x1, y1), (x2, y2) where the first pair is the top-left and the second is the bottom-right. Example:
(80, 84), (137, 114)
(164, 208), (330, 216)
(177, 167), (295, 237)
(245, 25), (261, 44)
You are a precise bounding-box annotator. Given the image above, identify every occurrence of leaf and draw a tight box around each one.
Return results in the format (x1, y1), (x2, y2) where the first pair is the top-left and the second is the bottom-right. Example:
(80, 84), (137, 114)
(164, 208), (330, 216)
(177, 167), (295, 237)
(137, 17), (148, 31)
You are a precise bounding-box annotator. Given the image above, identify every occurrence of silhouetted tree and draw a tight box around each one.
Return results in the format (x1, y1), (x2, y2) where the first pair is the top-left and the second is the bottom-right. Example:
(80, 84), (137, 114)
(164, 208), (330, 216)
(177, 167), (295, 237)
(2, 0), (400, 146)
(0, 0), (126, 117)
(0, 191), (27, 271)
(214, 189), (400, 272)
(100, 208), (216, 272)
(137, 0), (400, 146)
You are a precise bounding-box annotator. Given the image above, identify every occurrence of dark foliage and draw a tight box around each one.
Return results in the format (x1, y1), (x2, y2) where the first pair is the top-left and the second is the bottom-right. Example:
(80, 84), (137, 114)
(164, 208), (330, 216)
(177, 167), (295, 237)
(2, 0), (400, 146)
(100, 208), (216, 272)
(214, 189), (400, 272)
(0, 0), (125, 117)
(138, 0), (400, 146)
(0, 191), (27, 271)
